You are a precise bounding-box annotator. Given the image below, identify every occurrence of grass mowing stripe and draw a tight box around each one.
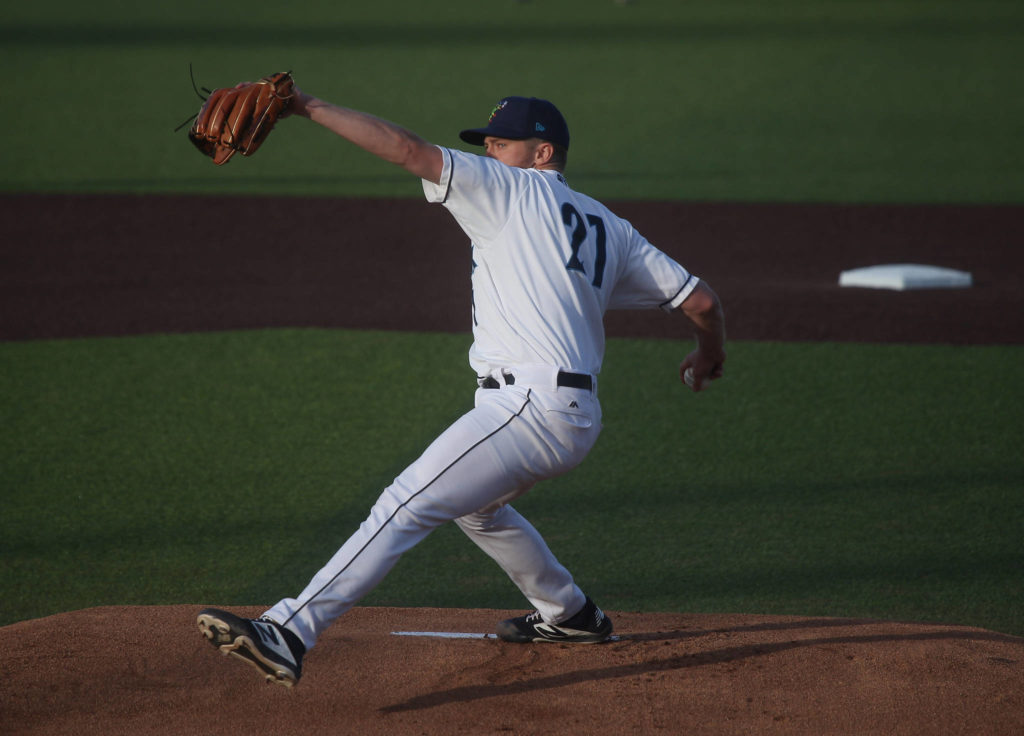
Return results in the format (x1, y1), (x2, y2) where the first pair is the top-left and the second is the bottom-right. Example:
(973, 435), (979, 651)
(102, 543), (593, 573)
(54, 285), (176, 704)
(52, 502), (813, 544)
(0, 329), (472, 623)
(3, 1), (1023, 201)
(2, 331), (1021, 635)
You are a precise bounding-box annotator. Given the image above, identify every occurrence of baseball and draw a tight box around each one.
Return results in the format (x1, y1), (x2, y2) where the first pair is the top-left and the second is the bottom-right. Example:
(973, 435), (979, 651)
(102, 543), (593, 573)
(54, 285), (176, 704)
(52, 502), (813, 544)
(683, 367), (706, 390)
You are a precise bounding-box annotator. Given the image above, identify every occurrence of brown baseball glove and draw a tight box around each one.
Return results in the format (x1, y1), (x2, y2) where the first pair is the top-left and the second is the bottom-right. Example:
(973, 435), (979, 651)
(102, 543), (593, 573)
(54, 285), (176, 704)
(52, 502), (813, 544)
(187, 72), (295, 165)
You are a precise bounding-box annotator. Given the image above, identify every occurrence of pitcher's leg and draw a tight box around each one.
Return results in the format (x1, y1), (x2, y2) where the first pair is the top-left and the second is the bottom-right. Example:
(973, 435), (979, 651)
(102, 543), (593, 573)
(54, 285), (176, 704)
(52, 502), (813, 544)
(455, 505), (586, 623)
(264, 389), (544, 650)
(264, 480), (442, 650)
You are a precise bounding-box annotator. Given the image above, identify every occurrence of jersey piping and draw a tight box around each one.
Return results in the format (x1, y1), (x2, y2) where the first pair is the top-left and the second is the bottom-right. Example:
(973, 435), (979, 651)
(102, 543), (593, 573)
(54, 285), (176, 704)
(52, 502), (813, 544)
(660, 273), (697, 310)
(440, 152), (454, 204)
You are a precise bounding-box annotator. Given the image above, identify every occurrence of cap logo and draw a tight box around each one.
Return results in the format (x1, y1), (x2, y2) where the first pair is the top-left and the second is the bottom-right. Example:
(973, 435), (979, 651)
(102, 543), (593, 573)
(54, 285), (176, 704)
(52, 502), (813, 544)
(488, 100), (508, 123)
(535, 122), (546, 132)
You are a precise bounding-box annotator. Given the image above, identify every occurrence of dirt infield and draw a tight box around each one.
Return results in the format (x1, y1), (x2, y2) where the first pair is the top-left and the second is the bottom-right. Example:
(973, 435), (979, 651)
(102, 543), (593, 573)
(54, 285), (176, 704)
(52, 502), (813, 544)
(1, 194), (1022, 734)
(2, 194), (1022, 343)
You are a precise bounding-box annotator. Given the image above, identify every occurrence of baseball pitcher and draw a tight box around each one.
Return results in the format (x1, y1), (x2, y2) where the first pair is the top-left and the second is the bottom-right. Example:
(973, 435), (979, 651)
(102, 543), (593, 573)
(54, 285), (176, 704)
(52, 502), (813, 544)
(195, 82), (726, 687)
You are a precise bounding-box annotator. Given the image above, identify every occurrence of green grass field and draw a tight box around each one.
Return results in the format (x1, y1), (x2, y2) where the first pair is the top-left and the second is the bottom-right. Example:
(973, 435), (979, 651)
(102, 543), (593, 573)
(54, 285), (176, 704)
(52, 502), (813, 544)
(2, 331), (1022, 633)
(3, 1), (1023, 201)
(1, 2), (1022, 635)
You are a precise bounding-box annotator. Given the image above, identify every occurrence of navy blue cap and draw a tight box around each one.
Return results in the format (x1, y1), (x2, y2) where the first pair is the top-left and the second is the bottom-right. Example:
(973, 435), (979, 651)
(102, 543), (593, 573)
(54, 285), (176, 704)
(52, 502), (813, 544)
(459, 96), (570, 150)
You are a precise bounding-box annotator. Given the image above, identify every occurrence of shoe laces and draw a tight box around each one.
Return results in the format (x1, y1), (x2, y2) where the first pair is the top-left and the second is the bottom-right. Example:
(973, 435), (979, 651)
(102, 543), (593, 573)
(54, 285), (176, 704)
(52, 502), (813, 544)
(525, 611), (543, 623)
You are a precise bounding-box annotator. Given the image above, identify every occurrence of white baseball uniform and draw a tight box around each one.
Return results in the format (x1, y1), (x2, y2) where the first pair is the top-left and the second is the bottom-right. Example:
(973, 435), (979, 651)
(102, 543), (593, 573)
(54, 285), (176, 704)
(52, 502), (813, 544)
(265, 147), (698, 650)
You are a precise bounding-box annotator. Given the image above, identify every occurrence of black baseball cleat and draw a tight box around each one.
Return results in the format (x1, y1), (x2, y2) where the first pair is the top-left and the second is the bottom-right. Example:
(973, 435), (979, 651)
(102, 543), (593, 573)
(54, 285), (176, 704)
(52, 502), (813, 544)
(197, 608), (306, 688)
(497, 596), (613, 643)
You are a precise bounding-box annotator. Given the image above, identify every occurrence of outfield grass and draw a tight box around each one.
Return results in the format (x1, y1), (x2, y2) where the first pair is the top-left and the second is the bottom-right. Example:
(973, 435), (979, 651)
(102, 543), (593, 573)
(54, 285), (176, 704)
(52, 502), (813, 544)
(2, 330), (1021, 634)
(3, 1), (1023, 202)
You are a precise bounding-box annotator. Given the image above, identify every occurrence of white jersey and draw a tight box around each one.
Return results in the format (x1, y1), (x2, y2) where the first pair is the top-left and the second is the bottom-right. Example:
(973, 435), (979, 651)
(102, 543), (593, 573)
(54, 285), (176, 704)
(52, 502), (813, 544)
(422, 147), (697, 378)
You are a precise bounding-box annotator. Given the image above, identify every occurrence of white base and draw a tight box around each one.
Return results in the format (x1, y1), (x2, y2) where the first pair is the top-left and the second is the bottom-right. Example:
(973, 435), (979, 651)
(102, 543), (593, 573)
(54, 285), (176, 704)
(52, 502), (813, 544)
(839, 263), (972, 291)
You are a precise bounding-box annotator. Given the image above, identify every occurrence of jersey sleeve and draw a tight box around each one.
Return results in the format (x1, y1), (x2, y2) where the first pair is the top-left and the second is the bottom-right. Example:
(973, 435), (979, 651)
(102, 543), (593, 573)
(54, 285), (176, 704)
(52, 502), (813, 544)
(421, 146), (454, 204)
(607, 225), (700, 312)
(421, 148), (527, 246)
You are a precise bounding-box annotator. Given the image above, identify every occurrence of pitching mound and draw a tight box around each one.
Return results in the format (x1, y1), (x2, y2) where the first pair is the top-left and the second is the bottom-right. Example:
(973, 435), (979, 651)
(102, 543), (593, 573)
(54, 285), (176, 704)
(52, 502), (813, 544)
(1, 606), (1021, 735)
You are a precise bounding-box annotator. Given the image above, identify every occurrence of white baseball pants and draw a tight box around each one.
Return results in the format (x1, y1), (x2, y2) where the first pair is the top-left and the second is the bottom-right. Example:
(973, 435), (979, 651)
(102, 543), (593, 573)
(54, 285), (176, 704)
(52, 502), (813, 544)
(264, 379), (602, 651)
